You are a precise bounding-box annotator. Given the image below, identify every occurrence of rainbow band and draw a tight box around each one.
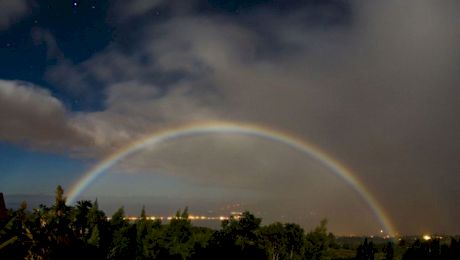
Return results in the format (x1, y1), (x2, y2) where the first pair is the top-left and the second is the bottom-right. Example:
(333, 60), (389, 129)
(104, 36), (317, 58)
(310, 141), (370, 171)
(66, 120), (396, 236)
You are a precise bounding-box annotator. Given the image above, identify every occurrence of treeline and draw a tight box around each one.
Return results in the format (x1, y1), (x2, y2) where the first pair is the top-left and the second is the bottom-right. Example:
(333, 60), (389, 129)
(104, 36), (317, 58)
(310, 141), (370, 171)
(1, 186), (460, 260)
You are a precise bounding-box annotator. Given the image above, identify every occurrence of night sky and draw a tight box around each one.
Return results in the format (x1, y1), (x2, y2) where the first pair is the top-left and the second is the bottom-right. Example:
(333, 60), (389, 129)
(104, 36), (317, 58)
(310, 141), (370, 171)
(1, 0), (460, 235)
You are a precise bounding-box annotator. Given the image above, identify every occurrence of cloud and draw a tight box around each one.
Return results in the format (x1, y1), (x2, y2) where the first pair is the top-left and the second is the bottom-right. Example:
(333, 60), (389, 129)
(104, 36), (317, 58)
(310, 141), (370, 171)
(45, 60), (93, 97)
(31, 28), (63, 59)
(0, 80), (90, 153)
(111, 0), (165, 21)
(70, 80), (219, 148)
(0, 0), (30, 30)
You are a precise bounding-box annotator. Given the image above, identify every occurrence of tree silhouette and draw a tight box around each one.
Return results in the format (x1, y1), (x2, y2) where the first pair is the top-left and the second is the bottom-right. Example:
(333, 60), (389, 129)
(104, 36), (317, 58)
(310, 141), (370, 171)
(356, 238), (376, 260)
(208, 211), (265, 260)
(4, 185), (460, 260)
(260, 222), (305, 260)
(383, 241), (394, 260)
(305, 218), (334, 260)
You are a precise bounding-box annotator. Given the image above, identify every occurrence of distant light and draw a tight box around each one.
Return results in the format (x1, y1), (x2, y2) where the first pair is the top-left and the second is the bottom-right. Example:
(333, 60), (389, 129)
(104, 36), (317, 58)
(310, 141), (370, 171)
(423, 235), (431, 241)
(73, 2), (78, 6)
(380, 229), (383, 233)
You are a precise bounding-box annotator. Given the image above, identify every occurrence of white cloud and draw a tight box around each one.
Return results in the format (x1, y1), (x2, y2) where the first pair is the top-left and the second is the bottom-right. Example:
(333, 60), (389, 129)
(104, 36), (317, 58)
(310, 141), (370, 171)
(70, 80), (219, 149)
(0, 80), (89, 153)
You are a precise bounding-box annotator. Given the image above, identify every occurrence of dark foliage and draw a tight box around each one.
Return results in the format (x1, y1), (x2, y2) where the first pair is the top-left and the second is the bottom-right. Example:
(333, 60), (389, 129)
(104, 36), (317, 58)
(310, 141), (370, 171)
(1, 186), (460, 259)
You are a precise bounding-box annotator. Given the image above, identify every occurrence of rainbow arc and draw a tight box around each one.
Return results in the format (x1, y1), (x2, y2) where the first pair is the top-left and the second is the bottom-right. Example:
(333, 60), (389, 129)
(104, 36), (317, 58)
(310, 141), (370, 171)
(66, 120), (396, 236)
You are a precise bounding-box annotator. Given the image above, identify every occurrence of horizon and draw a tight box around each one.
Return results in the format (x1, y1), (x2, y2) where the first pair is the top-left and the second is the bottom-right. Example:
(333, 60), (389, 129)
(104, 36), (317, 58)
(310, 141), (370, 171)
(3, 191), (459, 239)
(2, 191), (456, 237)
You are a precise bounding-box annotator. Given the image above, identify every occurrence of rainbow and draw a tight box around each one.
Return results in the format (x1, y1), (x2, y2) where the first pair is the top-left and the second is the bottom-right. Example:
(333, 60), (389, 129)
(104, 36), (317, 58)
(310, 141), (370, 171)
(65, 120), (396, 235)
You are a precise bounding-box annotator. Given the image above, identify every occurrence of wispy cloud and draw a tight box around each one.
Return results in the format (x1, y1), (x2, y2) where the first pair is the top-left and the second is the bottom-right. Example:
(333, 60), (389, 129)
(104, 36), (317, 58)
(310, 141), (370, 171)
(0, 0), (31, 30)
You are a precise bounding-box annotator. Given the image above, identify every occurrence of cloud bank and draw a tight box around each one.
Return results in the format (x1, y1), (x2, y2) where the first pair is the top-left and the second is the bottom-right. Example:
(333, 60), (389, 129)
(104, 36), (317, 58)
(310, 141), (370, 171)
(0, 80), (89, 153)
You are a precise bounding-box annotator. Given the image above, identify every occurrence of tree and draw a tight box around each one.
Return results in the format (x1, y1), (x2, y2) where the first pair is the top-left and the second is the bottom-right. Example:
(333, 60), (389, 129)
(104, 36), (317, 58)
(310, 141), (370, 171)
(260, 222), (287, 260)
(72, 200), (92, 239)
(305, 219), (334, 260)
(0, 217), (22, 259)
(284, 223), (306, 259)
(140, 205), (147, 221)
(108, 224), (136, 260)
(163, 208), (193, 259)
(88, 224), (101, 247)
(24, 186), (85, 259)
(110, 207), (127, 229)
(209, 211), (265, 260)
(108, 206), (137, 259)
(383, 241), (394, 260)
(135, 205), (150, 260)
(54, 185), (66, 216)
(356, 238), (376, 260)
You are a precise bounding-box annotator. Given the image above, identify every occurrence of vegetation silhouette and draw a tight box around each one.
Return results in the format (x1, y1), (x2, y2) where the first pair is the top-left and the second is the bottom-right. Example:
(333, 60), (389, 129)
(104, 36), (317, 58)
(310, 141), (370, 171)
(1, 186), (460, 259)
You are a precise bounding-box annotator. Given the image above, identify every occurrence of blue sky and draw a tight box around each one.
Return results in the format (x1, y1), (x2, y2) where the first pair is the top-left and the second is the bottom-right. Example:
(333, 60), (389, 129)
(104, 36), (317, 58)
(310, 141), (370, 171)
(0, 143), (83, 194)
(1, 0), (460, 235)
